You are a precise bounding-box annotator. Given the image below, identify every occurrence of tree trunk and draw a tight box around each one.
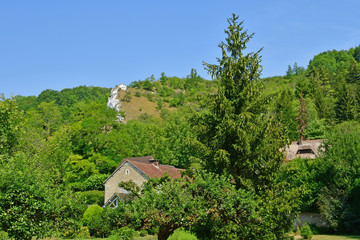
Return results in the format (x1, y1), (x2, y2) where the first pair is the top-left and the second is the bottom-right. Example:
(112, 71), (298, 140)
(157, 225), (172, 240)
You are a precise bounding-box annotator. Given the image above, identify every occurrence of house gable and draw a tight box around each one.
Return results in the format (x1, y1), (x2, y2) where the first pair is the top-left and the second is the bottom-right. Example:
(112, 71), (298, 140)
(104, 161), (148, 204)
(104, 156), (184, 206)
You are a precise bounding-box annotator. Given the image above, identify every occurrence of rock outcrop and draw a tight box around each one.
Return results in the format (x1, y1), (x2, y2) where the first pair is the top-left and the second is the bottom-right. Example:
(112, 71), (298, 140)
(107, 84), (127, 121)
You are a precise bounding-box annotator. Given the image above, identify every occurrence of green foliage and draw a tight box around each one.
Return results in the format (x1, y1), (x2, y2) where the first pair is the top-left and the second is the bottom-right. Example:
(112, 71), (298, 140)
(295, 78), (314, 98)
(297, 93), (308, 142)
(77, 190), (104, 205)
(304, 119), (327, 140)
(274, 89), (298, 141)
(349, 178), (360, 217)
(122, 91), (132, 102)
(3, 24), (360, 239)
(76, 226), (91, 239)
(82, 174), (108, 191)
(115, 170), (298, 240)
(300, 223), (313, 239)
(0, 153), (85, 240)
(83, 204), (104, 226)
(168, 228), (198, 240)
(169, 92), (185, 107)
(65, 154), (99, 184)
(82, 204), (108, 237)
(109, 227), (136, 240)
(0, 96), (23, 156)
(286, 62), (305, 78)
(278, 158), (320, 211)
(193, 14), (287, 190)
(335, 83), (357, 121)
(37, 100), (62, 138)
(0, 231), (9, 240)
(185, 68), (201, 90)
(315, 122), (360, 233)
(0, 154), (53, 240)
(139, 229), (147, 237)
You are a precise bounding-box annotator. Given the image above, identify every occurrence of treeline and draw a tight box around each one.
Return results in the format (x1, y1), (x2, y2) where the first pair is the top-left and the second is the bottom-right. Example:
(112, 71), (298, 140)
(127, 69), (217, 108)
(264, 45), (360, 141)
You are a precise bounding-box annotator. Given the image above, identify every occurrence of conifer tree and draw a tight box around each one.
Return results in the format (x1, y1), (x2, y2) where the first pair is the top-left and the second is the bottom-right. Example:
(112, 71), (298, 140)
(192, 14), (287, 190)
(335, 83), (355, 121)
(347, 59), (360, 84)
(297, 93), (308, 144)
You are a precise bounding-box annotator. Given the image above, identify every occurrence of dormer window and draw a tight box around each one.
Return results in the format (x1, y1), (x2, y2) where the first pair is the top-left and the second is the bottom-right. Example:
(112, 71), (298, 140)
(296, 148), (314, 154)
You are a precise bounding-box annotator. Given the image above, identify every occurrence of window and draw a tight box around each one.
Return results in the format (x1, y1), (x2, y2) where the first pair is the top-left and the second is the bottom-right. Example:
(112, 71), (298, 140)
(296, 149), (314, 154)
(125, 169), (129, 175)
(108, 195), (119, 208)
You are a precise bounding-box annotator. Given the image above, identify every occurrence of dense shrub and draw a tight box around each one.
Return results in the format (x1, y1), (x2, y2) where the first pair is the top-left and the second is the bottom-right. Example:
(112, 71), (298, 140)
(168, 228), (198, 240)
(109, 227), (136, 240)
(316, 122), (360, 233)
(83, 204), (103, 227)
(77, 190), (104, 205)
(61, 219), (84, 239)
(139, 229), (148, 237)
(0, 231), (9, 240)
(114, 171), (298, 240)
(300, 223), (313, 239)
(76, 226), (90, 239)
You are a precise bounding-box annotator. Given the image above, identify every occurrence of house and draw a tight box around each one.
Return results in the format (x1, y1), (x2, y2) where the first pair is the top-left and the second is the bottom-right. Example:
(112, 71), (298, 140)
(103, 155), (183, 207)
(284, 139), (323, 161)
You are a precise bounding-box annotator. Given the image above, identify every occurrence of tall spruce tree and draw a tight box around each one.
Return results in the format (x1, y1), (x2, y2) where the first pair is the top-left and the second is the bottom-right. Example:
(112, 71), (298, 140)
(335, 83), (355, 121)
(297, 93), (308, 144)
(191, 14), (287, 190)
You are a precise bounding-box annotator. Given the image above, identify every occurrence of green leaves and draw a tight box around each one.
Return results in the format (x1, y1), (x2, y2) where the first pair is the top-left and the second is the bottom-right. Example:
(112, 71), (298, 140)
(0, 96), (23, 156)
(0, 154), (53, 239)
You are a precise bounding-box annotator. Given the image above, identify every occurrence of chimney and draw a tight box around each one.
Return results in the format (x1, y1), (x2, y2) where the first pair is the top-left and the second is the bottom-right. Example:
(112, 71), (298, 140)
(150, 159), (159, 166)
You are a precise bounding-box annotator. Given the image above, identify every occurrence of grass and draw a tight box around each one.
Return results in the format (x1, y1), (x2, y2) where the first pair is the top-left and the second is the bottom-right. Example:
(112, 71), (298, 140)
(313, 236), (360, 240)
(119, 89), (162, 121)
(42, 236), (157, 240)
(294, 235), (360, 240)
(40, 234), (360, 240)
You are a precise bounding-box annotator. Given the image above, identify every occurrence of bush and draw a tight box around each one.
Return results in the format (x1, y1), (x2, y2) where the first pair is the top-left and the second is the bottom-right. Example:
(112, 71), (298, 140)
(134, 91), (142, 97)
(148, 226), (159, 235)
(82, 204), (103, 226)
(109, 227), (136, 240)
(76, 226), (90, 239)
(0, 231), (9, 240)
(62, 219), (83, 239)
(139, 230), (148, 237)
(77, 190), (104, 205)
(168, 228), (198, 240)
(300, 223), (313, 239)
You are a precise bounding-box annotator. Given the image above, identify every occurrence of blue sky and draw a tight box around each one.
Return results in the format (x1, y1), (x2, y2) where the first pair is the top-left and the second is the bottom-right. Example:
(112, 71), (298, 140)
(1, 0), (359, 97)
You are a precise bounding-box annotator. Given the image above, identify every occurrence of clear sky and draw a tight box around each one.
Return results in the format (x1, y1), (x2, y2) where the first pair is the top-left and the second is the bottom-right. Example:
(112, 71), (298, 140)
(1, 0), (359, 97)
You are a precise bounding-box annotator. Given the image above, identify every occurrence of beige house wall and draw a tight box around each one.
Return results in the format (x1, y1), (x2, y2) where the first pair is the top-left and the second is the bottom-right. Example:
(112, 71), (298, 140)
(104, 162), (148, 203)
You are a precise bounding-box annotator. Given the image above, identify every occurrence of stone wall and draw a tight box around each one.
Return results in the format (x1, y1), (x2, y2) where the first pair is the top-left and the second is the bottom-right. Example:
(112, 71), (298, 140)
(294, 212), (329, 228)
(104, 162), (148, 203)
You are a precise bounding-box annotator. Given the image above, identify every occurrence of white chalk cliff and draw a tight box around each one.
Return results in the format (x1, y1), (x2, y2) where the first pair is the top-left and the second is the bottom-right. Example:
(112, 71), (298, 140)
(107, 84), (127, 121)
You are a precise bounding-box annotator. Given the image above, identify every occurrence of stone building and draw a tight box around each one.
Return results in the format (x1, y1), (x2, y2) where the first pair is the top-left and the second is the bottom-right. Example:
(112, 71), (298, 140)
(103, 156), (182, 207)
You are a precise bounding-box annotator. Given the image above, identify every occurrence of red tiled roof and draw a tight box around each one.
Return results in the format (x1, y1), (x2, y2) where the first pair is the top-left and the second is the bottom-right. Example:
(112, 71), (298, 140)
(129, 160), (183, 179)
(104, 156), (183, 184)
